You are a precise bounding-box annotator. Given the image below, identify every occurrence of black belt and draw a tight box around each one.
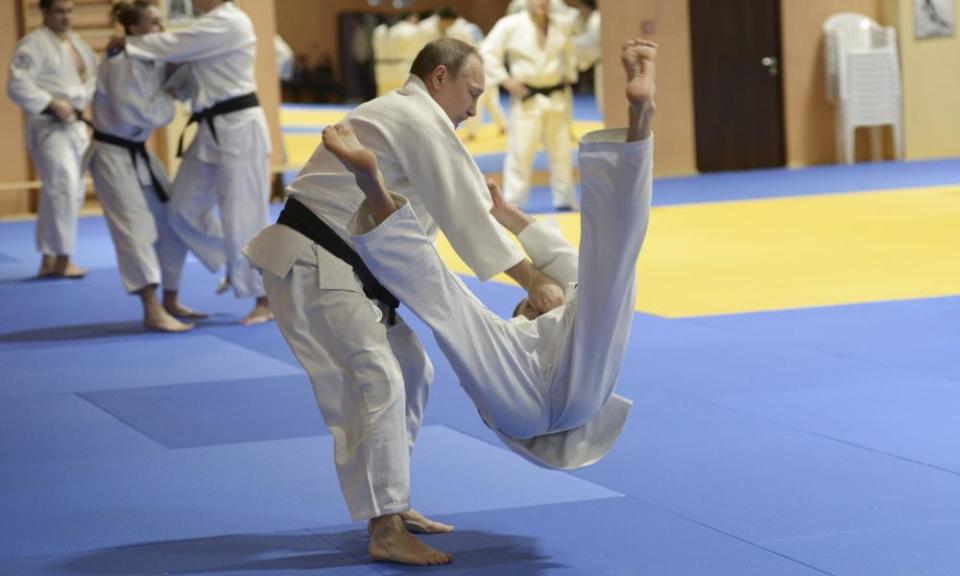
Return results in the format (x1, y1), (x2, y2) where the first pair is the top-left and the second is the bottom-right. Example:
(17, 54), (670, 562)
(177, 92), (259, 157)
(277, 197), (399, 325)
(93, 130), (169, 203)
(42, 106), (94, 128)
(522, 81), (569, 101)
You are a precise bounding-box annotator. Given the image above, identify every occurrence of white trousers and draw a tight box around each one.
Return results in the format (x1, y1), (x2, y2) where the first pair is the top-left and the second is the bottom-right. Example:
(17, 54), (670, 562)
(352, 131), (652, 439)
(168, 122), (270, 299)
(88, 142), (187, 293)
(461, 85), (507, 138)
(502, 91), (576, 209)
(29, 120), (88, 256)
(262, 242), (433, 521)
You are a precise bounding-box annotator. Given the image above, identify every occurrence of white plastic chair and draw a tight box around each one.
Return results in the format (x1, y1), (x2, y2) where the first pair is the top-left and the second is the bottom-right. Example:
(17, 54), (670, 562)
(823, 13), (905, 163)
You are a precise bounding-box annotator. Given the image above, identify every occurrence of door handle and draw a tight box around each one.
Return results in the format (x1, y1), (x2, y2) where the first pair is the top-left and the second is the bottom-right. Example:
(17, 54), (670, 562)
(761, 56), (780, 77)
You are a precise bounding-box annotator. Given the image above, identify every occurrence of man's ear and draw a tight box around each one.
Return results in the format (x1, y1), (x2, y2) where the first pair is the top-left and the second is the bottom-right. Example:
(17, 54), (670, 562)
(429, 64), (449, 90)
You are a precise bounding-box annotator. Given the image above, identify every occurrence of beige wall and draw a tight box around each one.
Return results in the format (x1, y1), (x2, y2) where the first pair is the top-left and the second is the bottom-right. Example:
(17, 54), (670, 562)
(0, 1), (33, 216)
(274, 0), (511, 82)
(883, 0), (960, 160)
(598, 0), (697, 176)
(780, 0), (882, 167)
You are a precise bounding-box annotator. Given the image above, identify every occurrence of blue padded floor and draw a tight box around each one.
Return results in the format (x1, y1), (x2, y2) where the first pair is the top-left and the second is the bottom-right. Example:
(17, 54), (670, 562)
(4, 157), (960, 575)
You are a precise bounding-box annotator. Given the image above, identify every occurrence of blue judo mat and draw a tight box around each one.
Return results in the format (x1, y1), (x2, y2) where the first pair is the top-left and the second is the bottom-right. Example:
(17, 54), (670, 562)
(2, 157), (960, 574)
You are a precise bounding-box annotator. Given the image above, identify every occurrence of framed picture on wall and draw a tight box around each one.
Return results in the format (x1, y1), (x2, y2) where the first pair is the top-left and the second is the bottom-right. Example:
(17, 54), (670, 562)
(915, 0), (955, 38)
(165, 0), (194, 23)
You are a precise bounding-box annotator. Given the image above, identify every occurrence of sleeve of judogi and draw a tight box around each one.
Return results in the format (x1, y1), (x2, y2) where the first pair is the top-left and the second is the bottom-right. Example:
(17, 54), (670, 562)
(390, 120), (524, 281)
(125, 12), (249, 63)
(77, 39), (98, 109)
(162, 64), (193, 102)
(574, 13), (600, 72)
(479, 18), (512, 87)
(516, 222), (578, 285)
(7, 39), (52, 114)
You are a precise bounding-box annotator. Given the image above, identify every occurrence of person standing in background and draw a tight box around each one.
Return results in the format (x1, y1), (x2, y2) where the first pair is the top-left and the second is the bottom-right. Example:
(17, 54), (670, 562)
(89, 0), (206, 333)
(8, 0), (96, 278)
(481, 0), (579, 210)
(107, 0), (273, 325)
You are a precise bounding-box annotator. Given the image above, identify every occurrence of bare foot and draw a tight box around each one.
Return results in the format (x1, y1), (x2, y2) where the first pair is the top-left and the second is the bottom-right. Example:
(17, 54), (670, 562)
(400, 509), (455, 534)
(240, 297), (273, 326)
(322, 123), (380, 181)
(215, 276), (231, 295)
(163, 292), (208, 319)
(368, 514), (452, 566)
(323, 123), (396, 223)
(38, 255), (86, 279)
(622, 39), (657, 111)
(144, 308), (193, 333)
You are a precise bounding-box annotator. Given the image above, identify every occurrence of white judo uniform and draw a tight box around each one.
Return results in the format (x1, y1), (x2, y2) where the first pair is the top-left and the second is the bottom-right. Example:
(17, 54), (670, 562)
(244, 75), (525, 520)
(88, 51), (187, 294)
(7, 26), (96, 257)
(481, 11), (579, 208)
(373, 19), (427, 96)
(124, 1), (271, 299)
(349, 129), (652, 469)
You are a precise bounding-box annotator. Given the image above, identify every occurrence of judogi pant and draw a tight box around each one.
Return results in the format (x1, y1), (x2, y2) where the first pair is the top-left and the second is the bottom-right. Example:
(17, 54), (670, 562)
(168, 114), (270, 299)
(28, 118), (88, 256)
(351, 130), (652, 441)
(88, 141), (187, 292)
(502, 91), (576, 209)
(260, 238), (433, 521)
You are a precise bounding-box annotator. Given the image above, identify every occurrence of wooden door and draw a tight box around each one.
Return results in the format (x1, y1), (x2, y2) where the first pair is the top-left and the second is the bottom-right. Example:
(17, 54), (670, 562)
(690, 0), (785, 172)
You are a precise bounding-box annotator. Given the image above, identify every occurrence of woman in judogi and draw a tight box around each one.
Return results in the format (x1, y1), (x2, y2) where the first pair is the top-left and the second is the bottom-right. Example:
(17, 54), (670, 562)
(88, 1), (205, 332)
(7, 0), (96, 278)
(107, 0), (272, 326)
(326, 39), (657, 470)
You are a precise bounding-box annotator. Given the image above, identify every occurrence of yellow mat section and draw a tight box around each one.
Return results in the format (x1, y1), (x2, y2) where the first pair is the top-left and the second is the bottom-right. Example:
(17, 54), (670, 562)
(281, 115), (605, 170)
(434, 185), (960, 318)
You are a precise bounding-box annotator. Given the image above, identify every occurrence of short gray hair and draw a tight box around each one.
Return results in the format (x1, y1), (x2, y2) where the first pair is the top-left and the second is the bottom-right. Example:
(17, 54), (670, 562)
(410, 38), (478, 81)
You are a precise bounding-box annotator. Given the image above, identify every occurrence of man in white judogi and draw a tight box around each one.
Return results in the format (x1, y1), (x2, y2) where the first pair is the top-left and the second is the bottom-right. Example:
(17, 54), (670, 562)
(421, 7), (507, 140)
(326, 38), (657, 470)
(482, 0), (579, 210)
(244, 39), (564, 566)
(108, 0), (272, 325)
(7, 0), (96, 278)
(89, 1), (204, 333)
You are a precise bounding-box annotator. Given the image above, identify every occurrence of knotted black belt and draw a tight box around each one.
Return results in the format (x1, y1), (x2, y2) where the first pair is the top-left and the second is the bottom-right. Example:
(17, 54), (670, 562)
(177, 92), (259, 157)
(277, 197), (399, 325)
(522, 81), (569, 101)
(93, 130), (169, 203)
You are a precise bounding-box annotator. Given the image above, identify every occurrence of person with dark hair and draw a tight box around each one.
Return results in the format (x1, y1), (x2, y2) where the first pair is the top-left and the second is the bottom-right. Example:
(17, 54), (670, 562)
(106, 0), (273, 326)
(420, 7), (507, 140)
(244, 37), (564, 566)
(8, 0), (96, 278)
(88, 0), (204, 333)
(324, 38), (657, 471)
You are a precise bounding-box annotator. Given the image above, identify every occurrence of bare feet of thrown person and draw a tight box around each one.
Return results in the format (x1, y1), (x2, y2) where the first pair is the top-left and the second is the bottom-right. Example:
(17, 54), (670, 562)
(367, 514), (453, 565)
(621, 38), (657, 142)
(321, 123), (398, 224)
(38, 255), (86, 279)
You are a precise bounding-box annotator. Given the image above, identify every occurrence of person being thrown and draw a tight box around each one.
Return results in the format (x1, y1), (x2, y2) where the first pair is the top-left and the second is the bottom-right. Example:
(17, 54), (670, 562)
(322, 39), (657, 468)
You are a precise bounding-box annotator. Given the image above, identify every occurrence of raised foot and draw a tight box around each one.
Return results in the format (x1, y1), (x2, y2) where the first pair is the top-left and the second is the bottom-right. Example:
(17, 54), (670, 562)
(621, 39), (658, 110)
(368, 515), (452, 566)
(322, 123), (380, 180)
